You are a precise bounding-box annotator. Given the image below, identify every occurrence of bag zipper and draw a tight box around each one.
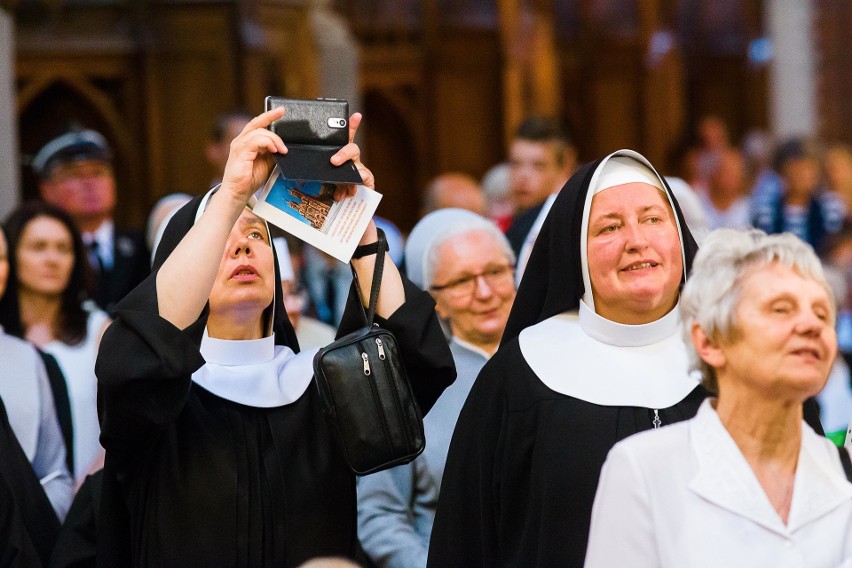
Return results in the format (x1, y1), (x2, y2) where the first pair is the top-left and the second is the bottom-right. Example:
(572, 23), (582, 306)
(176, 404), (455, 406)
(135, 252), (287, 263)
(375, 335), (413, 453)
(361, 347), (393, 457)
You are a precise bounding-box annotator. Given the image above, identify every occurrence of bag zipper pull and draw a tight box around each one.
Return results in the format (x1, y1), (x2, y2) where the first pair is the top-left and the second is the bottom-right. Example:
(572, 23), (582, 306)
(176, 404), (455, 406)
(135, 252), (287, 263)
(376, 338), (386, 360)
(362, 352), (371, 375)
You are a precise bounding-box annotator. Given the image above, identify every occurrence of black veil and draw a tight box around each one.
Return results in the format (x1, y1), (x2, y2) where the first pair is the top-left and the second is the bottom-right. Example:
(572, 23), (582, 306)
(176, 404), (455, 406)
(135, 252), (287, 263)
(502, 150), (700, 346)
(152, 191), (300, 352)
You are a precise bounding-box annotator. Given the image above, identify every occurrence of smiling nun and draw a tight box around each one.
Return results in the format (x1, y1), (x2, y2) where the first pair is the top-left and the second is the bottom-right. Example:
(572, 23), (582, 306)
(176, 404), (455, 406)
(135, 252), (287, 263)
(428, 149), (709, 567)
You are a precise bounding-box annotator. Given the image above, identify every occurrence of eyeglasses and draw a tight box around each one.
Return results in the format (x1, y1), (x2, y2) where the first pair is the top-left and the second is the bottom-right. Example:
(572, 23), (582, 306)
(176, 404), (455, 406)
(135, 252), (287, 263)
(430, 264), (514, 299)
(49, 162), (112, 183)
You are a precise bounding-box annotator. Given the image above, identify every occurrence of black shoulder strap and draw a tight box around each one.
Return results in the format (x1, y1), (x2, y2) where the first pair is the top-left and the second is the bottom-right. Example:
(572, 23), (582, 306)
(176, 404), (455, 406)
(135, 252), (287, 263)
(838, 445), (852, 483)
(349, 228), (388, 327)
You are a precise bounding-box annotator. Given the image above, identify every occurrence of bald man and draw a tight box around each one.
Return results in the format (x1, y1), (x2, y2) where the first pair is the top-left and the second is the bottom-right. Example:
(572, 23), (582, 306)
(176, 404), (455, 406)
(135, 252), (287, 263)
(420, 173), (487, 218)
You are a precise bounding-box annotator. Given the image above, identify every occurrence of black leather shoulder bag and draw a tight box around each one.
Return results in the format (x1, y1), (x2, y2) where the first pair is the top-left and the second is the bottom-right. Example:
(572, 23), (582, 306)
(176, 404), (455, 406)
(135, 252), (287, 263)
(312, 229), (426, 475)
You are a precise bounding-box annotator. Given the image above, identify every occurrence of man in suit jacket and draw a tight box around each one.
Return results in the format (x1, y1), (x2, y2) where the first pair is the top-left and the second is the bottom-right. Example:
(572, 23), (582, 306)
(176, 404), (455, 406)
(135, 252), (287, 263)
(503, 117), (576, 284)
(33, 129), (149, 311)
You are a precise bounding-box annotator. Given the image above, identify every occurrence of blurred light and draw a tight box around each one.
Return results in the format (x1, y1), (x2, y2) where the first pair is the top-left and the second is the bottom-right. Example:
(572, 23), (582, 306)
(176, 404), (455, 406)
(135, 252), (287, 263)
(646, 30), (675, 68)
(748, 37), (773, 65)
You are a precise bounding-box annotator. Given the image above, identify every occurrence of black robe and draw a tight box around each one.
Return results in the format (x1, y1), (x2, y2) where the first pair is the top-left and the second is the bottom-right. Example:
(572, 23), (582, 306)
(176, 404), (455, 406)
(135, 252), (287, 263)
(429, 152), (703, 567)
(49, 470), (102, 568)
(428, 152), (825, 567)
(95, 193), (456, 567)
(428, 340), (708, 567)
(96, 273), (453, 567)
(0, 396), (61, 567)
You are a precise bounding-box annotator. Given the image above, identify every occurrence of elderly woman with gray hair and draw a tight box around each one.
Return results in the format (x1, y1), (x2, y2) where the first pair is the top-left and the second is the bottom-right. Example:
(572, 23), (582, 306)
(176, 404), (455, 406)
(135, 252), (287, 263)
(357, 209), (516, 568)
(585, 228), (852, 567)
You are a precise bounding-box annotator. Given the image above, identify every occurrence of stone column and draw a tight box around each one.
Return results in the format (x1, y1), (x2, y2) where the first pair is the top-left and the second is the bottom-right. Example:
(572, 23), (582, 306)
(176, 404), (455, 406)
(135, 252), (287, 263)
(0, 9), (20, 219)
(766, 0), (817, 139)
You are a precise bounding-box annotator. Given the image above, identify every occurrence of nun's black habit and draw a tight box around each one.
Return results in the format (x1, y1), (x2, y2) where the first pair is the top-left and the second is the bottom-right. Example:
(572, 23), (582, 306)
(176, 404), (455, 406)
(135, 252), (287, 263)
(427, 151), (708, 567)
(95, 193), (455, 567)
(428, 151), (826, 567)
(0, 395), (60, 567)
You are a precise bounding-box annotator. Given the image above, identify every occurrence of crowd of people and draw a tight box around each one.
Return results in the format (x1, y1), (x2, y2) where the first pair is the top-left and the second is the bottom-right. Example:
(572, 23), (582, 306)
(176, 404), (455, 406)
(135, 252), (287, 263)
(0, 107), (850, 567)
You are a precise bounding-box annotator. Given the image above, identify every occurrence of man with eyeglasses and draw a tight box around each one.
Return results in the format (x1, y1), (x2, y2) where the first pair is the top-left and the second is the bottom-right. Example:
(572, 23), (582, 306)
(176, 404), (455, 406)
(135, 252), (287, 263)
(33, 129), (149, 311)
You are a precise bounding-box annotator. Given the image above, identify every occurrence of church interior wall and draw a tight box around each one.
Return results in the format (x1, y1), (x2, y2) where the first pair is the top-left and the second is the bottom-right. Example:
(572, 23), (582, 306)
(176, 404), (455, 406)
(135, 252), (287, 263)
(5, 0), (850, 233)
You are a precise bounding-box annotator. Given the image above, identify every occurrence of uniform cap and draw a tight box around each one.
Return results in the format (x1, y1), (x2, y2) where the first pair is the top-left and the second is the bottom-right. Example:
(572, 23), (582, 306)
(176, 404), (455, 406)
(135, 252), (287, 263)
(32, 129), (113, 177)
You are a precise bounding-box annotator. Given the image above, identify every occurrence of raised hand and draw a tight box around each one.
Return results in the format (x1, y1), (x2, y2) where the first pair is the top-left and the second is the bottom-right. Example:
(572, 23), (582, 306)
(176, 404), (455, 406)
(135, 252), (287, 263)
(331, 112), (375, 201)
(220, 107), (288, 206)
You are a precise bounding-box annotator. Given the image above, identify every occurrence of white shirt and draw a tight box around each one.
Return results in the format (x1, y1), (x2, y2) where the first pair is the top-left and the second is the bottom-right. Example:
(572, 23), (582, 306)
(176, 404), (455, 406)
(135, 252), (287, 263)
(43, 309), (110, 480)
(0, 328), (73, 519)
(515, 193), (557, 285)
(585, 399), (852, 568)
(698, 192), (752, 231)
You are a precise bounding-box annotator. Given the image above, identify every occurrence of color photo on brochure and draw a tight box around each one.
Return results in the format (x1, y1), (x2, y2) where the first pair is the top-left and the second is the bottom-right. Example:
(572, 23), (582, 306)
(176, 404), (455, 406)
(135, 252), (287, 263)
(252, 165), (382, 263)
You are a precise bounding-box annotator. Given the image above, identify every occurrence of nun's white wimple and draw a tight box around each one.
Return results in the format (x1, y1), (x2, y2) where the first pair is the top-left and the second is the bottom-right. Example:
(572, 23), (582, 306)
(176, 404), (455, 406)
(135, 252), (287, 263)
(193, 331), (316, 407)
(579, 150), (686, 312)
(591, 156), (665, 196)
(184, 186), (310, 407)
(517, 150), (698, 407)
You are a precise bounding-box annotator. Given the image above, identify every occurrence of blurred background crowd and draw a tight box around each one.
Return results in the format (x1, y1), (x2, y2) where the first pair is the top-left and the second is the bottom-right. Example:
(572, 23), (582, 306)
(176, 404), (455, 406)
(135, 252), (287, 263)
(0, 0), (850, 565)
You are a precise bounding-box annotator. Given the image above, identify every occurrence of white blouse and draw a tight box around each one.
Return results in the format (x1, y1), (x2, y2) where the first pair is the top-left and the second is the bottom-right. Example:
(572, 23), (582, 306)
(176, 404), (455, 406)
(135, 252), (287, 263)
(43, 309), (109, 480)
(585, 399), (852, 568)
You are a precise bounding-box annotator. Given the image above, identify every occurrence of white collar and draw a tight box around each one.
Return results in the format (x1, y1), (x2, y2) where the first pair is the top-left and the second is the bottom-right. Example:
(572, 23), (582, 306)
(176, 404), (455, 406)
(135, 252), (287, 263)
(82, 220), (115, 268)
(689, 399), (852, 535)
(201, 331), (275, 364)
(529, 193), (558, 237)
(518, 302), (699, 408)
(579, 299), (680, 346)
(193, 330), (316, 407)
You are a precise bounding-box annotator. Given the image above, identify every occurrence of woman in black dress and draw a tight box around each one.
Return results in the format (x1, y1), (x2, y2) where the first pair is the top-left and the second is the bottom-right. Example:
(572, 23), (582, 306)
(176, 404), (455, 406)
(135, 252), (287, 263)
(95, 108), (455, 566)
(428, 150), (707, 567)
(0, 395), (60, 567)
(428, 150), (825, 567)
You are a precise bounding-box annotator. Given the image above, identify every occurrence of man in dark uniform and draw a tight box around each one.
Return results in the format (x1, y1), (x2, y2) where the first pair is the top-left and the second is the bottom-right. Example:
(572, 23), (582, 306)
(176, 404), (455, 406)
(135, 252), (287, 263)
(33, 129), (149, 311)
